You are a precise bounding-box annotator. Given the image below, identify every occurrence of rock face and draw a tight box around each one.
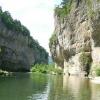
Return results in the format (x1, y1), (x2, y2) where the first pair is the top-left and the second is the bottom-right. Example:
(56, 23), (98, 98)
(49, 0), (100, 75)
(0, 8), (48, 72)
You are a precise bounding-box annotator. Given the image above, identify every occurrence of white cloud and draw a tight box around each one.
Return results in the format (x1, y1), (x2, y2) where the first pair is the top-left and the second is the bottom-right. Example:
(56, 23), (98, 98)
(0, 0), (62, 54)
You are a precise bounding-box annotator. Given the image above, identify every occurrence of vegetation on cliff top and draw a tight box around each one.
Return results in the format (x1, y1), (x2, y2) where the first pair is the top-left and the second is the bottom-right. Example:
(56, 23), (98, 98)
(55, 0), (73, 18)
(55, 0), (96, 19)
(29, 36), (48, 64)
(0, 7), (48, 65)
(0, 7), (30, 36)
(49, 0), (73, 51)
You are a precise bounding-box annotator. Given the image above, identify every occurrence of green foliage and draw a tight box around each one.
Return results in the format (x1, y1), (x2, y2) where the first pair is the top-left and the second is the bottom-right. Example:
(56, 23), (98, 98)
(31, 64), (63, 74)
(95, 67), (100, 76)
(86, 0), (95, 18)
(79, 52), (92, 75)
(29, 37), (48, 64)
(55, 0), (73, 18)
(86, 0), (93, 6)
(91, 64), (100, 76)
(55, 6), (67, 18)
(0, 10), (30, 36)
(49, 33), (57, 47)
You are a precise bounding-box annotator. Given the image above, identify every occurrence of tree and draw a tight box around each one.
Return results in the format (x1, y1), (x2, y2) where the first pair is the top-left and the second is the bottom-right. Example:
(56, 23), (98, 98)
(79, 52), (92, 75)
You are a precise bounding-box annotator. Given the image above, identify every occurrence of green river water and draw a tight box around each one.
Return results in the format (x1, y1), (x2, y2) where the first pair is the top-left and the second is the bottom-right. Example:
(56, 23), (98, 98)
(0, 73), (100, 100)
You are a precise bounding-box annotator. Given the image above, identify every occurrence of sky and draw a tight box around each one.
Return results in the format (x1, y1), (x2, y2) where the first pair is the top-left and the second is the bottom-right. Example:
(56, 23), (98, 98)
(0, 0), (62, 54)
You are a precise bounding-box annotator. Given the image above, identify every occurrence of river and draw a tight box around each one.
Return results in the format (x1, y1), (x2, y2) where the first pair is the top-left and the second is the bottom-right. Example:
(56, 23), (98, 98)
(0, 73), (100, 100)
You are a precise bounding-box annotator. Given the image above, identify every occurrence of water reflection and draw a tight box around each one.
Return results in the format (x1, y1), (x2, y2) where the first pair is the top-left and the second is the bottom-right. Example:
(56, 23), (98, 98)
(91, 82), (100, 100)
(65, 76), (91, 100)
(48, 75), (63, 100)
(29, 73), (48, 100)
(0, 73), (48, 100)
(0, 73), (100, 100)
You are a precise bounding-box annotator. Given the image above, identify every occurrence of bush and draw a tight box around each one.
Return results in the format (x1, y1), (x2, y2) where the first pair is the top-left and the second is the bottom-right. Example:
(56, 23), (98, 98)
(79, 52), (92, 75)
(95, 68), (100, 76)
(55, 0), (73, 18)
(91, 64), (100, 76)
(31, 64), (63, 74)
(55, 6), (67, 18)
(49, 33), (58, 47)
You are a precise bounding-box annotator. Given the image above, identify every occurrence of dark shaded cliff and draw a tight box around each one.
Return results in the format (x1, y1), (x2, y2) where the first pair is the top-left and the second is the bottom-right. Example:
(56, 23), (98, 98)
(49, 0), (100, 75)
(0, 7), (48, 72)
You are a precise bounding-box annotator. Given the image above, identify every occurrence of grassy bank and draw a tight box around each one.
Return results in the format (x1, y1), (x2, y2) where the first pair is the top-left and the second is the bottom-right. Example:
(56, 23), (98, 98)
(31, 64), (63, 75)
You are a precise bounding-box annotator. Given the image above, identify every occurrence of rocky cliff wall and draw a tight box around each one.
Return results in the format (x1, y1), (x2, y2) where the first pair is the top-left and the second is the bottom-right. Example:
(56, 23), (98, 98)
(0, 8), (48, 71)
(49, 0), (100, 76)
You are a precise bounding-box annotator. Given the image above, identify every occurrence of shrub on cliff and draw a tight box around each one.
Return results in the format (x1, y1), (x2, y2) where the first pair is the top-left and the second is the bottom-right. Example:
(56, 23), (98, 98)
(49, 33), (58, 47)
(55, 0), (73, 18)
(79, 52), (92, 75)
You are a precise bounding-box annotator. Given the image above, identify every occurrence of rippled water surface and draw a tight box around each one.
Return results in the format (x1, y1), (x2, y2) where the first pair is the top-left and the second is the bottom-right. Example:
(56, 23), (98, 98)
(0, 73), (100, 100)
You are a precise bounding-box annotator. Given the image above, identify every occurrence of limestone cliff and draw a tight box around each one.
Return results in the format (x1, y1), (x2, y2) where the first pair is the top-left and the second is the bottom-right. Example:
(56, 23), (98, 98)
(0, 7), (48, 72)
(49, 0), (100, 75)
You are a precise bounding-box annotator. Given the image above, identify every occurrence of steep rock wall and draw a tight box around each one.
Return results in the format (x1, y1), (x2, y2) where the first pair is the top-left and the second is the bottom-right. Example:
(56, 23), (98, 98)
(49, 0), (100, 75)
(0, 8), (48, 72)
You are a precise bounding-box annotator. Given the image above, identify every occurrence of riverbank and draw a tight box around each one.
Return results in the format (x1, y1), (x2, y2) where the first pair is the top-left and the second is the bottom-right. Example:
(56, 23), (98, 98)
(0, 70), (12, 76)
